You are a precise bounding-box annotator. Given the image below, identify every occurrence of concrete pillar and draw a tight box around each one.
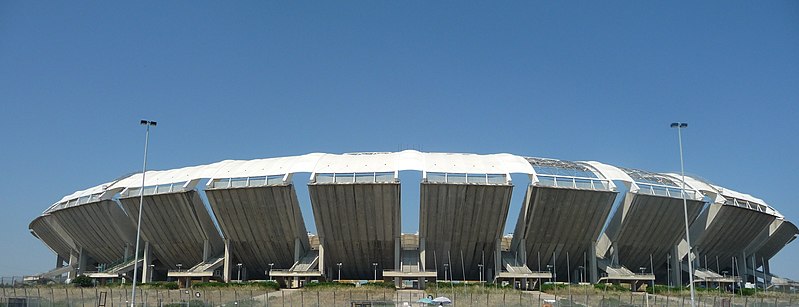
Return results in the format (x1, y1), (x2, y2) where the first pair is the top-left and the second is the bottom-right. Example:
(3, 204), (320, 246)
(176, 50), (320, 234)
(318, 237), (325, 275)
(394, 236), (401, 271)
(203, 239), (210, 262)
(671, 246), (682, 287)
(56, 255), (65, 269)
(67, 251), (79, 280)
(589, 241), (598, 283)
(494, 241), (502, 281)
(77, 247), (87, 275)
(223, 239), (232, 282)
(419, 238), (426, 271)
(419, 277), (426, 289)
(142, 241), (152, 283)
(294, 237), (302, 263)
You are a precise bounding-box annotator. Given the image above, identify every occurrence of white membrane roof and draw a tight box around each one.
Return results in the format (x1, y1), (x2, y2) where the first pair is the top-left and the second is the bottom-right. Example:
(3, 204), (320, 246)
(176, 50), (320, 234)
(43, 151), (786, 220)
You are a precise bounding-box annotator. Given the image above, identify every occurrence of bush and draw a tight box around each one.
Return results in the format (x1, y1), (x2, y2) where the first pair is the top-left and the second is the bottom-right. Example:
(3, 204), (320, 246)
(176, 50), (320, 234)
(303, 281), (355, 289)
(72, 275), (94, 287)
(362, 281), (395, 289)
(192, 281), (228, 288)
(541, 283), (569, 292)
(593, 283), (631, 292)
(145, 281), (178, 289)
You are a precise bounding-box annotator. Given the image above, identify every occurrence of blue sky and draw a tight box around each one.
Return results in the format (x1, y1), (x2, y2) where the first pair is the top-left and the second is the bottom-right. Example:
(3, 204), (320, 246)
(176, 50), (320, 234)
(1, 1), (798, 279)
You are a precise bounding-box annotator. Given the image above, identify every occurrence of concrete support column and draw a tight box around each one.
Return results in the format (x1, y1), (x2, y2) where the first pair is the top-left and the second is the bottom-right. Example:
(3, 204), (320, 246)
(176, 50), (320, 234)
(494, 241), (502, 281)
(67, 251), (79, 280)
(394, 236), (401, 270)
(318, 237), (325, 276)
(77, 247), (87, 275)
(671, 246), (682, 287)
(294, 237), (302, 263)
(142, 241), (152, 283)
(223, 239), (232, 282)
(56, 255), (65, 269)
(419, 238), (426, 271)
(590, 241), (598, 283)
(203, 239), (210, 262)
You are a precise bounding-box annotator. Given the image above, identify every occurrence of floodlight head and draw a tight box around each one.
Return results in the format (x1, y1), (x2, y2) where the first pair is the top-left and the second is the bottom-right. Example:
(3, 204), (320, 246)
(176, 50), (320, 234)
(670, 123), (679, 128)
(141, 120), (148, 125)
(680, 123), (687, 128)
(150, 121), (157, 126)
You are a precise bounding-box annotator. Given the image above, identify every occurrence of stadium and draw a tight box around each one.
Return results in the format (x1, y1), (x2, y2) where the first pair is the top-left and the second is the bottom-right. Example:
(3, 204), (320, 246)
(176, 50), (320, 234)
(28, 151), (798, 290)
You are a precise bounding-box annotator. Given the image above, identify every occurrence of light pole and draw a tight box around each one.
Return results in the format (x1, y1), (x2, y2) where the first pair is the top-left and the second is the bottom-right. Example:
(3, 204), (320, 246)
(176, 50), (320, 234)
(337, 263), (342, 281)
(671, 122), (696, 307)
(131, 119), (156, 307)
(268, 263), (274, 281)
(372, 263), (378, 282)
(237, 263), (243, 282)
(478, 263), (484, 283)
(578, 266), (585, 283)
(443, 264), (449, 283)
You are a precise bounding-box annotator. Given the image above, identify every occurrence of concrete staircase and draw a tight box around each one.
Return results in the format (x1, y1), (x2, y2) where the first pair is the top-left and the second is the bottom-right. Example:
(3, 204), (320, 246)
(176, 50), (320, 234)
(289, 250), (319, 272)
(188, 255), (225, 273)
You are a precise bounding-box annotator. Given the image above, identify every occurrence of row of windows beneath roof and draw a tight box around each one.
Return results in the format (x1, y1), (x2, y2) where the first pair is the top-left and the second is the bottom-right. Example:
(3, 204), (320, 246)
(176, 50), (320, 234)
(725, 198), (767, 212)
(533, 165), (599, 178)
(536, 175), (610, 190)
(315, 172), (395, 184)
(51, 193), (104, 212)
(210, 175), (285, 189)
(636, 183), (694, 198)
(123, 181), (188, 197)
(425, 172), (507, 184)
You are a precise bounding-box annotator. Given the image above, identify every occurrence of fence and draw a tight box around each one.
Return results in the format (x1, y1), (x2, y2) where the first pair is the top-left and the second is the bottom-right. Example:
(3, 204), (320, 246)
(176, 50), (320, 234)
(1, 287), (797, 307)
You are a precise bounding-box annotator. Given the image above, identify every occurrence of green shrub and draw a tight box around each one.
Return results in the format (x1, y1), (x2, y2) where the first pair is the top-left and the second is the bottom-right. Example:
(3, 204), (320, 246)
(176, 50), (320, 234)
(144, 281), (178, 289)
(245, 281), (279, 290)
(541, 283), (569, 292)
(303, 281), (355, 289)
(593, 283), (631, 292)
(362, 281), (395, 289)
(192, 281), (229, 288)
(72, 275), (94, 287)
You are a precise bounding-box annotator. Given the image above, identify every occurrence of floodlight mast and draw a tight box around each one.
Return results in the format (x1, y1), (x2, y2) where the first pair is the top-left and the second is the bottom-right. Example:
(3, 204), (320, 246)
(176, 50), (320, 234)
(131, 120), (156, 307)
(671, 122), (696, 307)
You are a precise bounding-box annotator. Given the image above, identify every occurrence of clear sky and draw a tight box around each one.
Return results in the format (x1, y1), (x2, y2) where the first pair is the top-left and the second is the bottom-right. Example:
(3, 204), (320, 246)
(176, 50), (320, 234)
(1, 1), (798, 279)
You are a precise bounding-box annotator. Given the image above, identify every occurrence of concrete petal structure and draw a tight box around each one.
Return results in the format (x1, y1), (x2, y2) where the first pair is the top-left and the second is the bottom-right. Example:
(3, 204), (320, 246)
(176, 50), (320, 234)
(26, 150), (797, 289)
(118, 190), (224, 270)
(205, 181), (310, 280)
(45, 200), (136, 264)
(511, 158), (618, 283)
(420, 182), (513, 281)
(309, 181), (400, 280)
(592, 163), (705, 281)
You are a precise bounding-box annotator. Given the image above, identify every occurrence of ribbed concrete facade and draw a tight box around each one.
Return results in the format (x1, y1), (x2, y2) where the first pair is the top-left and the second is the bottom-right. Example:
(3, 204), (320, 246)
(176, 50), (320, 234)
(420, 183), (512, 281)
(308, 183), (400, 280)
(512, 186), (617, 279)
(606, 194), (704, 271)
(46, 200), (136, 264)
(692, 205), (776, 272)
(27, 151), (797, 286)
(206, 184), (310, 278)
(119, 191), (223, 270)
